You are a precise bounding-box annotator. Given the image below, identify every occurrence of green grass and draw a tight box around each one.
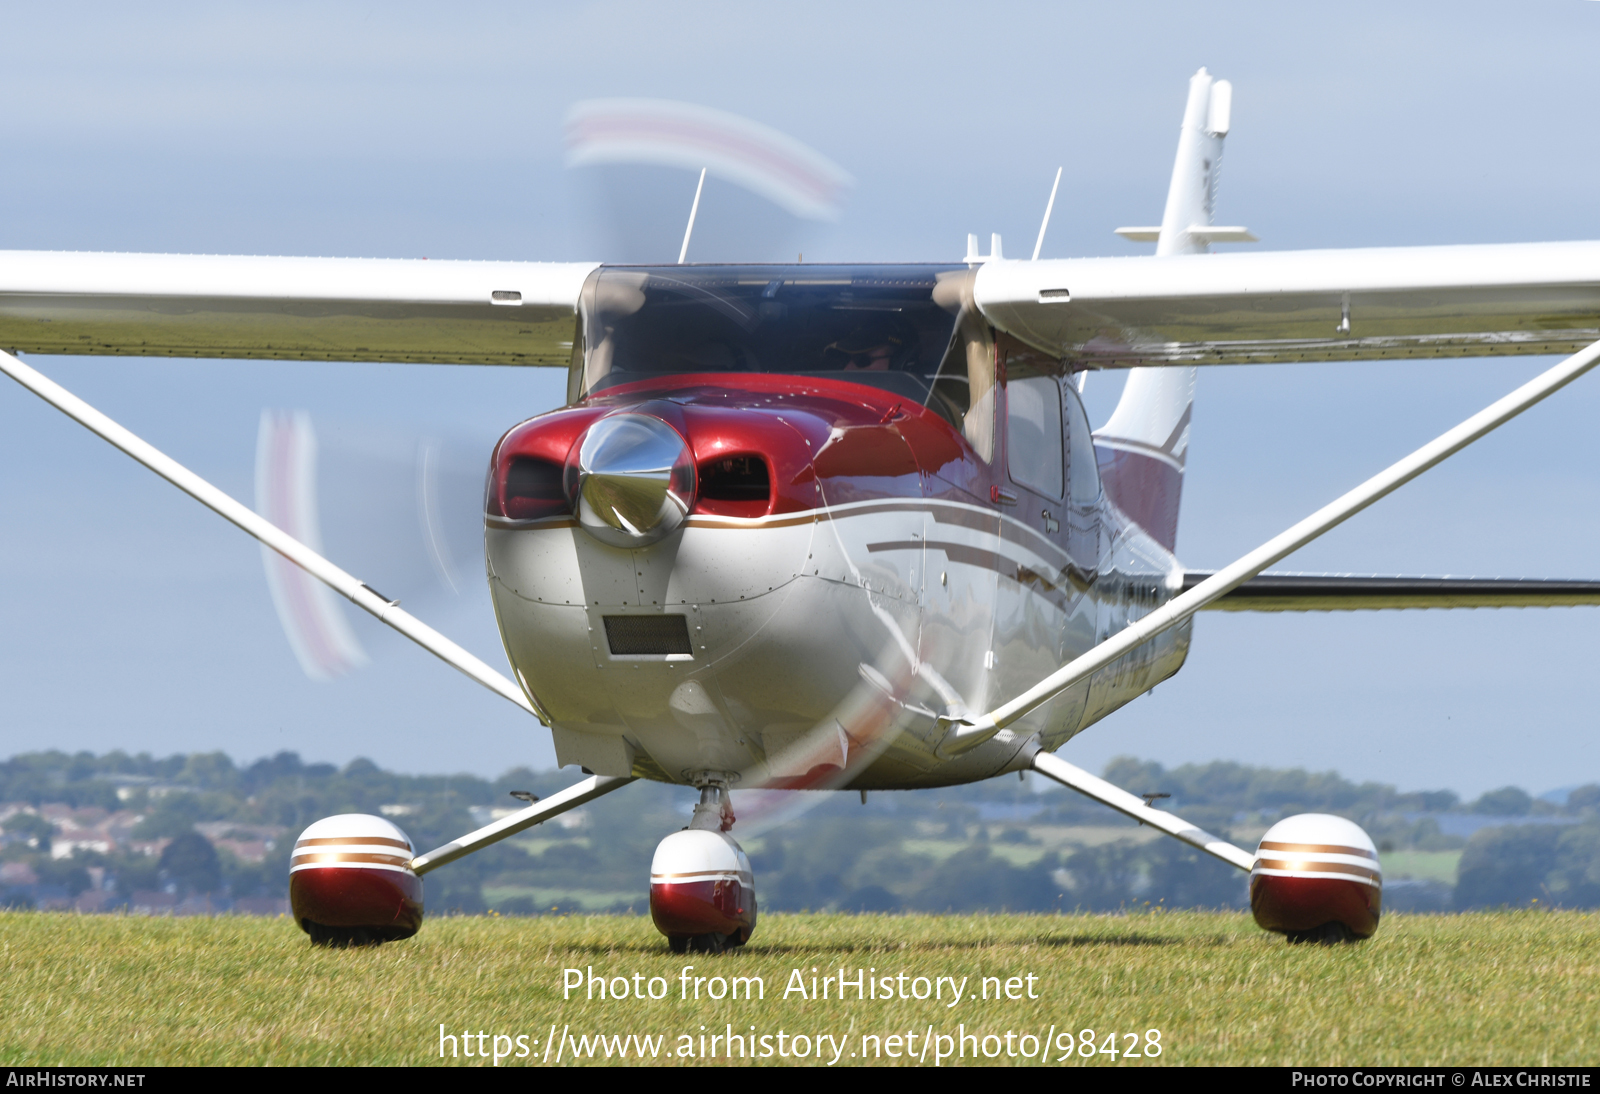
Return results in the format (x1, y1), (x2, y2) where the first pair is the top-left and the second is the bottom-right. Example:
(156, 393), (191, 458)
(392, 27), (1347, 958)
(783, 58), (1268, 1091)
(3, 909), (1596, 1066)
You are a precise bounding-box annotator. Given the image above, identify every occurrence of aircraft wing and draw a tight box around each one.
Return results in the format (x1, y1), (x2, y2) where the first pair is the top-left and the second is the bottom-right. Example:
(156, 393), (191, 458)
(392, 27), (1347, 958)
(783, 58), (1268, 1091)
(975, 242), (1600, 365)
(0, 251), (598, 366)
(1188, 572), (1600, 611)
(10, 241), (1600, 368)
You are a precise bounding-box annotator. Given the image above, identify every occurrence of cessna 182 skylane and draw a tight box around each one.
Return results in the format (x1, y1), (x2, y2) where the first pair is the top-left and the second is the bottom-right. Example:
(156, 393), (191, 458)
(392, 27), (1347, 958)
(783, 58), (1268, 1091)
(4, 69), (1600, 949)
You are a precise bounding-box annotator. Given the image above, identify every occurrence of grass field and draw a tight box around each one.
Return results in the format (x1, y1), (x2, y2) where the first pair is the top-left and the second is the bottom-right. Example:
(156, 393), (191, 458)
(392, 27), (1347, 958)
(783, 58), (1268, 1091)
(3, 909), (1596, 1066)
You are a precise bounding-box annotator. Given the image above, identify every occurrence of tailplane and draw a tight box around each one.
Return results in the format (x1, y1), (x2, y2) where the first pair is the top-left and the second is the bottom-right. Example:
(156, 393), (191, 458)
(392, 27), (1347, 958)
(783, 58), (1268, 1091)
(1095, 68), (1249, 552)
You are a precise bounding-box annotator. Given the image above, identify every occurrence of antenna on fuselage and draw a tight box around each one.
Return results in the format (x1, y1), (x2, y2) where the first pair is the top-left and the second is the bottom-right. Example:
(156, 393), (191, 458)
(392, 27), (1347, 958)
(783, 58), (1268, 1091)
(1032, 166), (1063, 261)
(678, 167), (707, 264)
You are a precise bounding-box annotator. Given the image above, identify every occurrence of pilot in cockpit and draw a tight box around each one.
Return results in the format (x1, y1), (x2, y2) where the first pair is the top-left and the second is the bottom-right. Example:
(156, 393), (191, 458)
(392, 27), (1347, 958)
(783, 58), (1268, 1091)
(824, 320), (914, 373)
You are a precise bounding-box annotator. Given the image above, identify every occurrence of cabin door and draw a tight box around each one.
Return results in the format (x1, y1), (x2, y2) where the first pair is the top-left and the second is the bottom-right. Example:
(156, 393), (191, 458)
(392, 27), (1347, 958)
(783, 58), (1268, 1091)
(994, 373), (1088, 744)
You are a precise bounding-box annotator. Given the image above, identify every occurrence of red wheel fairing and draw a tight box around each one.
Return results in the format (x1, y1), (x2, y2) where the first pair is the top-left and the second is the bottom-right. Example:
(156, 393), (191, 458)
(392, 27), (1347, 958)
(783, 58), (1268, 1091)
(1250, 873), (1380, 939)
(649, 828), (758, 946)
(290, 866), (423, 940)
(1249, 813), (1383, 941)
(288, 814), (424, 944)
(649, 877), (755, 941)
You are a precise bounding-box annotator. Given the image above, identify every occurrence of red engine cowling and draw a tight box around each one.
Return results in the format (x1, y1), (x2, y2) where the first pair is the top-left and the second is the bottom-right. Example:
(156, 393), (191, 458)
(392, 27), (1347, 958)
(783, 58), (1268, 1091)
(289, 814), (424, 946)
(649, 829), (757, 953)
(1251, 813), (1382, 943)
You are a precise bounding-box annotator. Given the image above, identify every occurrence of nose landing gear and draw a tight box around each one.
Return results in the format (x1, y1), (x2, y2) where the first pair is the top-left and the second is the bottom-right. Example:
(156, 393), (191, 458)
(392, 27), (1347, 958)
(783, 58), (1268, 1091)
(649, 782), (757, 954)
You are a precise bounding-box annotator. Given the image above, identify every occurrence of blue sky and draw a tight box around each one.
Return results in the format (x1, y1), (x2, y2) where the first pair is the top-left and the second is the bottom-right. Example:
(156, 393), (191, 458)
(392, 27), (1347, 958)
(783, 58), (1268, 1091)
(2, 1), (1599, 797)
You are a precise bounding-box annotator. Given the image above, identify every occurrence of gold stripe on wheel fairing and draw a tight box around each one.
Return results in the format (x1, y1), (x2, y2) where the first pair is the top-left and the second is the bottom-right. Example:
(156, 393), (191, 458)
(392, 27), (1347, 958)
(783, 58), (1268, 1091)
(1254, 858), (1382, 885)
(1258, 840), (1377, 861)
(294, 836), (413, 851)
(291, 852), (415, 869)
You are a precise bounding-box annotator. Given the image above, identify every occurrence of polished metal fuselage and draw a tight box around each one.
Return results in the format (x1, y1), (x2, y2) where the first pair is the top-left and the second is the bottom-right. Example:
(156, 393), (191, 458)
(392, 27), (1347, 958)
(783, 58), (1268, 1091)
(487, 483), (1190, 791)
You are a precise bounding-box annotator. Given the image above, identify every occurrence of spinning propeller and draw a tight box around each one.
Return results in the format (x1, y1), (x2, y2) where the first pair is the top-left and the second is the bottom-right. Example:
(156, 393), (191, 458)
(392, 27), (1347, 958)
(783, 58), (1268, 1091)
(252, 100), (883, 844)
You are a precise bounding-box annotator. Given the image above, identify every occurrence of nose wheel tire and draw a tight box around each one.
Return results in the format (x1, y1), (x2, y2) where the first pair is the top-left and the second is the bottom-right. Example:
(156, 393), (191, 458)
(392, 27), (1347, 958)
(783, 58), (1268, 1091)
(1284, 921), (1359, 945)
(303, 921), (397, 948)
(669, 932), (740, 955)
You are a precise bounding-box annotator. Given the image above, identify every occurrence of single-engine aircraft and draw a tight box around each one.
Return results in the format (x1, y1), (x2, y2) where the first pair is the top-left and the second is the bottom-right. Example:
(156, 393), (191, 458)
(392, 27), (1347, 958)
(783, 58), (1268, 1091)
(5, 69), (1600, 949)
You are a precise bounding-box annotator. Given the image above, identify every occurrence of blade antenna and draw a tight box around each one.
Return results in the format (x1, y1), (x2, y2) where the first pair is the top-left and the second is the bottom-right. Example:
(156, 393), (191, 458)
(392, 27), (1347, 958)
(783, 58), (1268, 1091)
(678, 167), (707, 264)
(0, 349), (552, 725)
(1032, 166), (1063, 261)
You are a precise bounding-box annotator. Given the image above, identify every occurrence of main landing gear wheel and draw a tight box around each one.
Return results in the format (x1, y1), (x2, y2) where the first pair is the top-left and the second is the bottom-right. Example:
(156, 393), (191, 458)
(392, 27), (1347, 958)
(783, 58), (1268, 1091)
(303, 921), (401, 948)
(1284, 921), (1358, 946)
(668, 931), (743, 955)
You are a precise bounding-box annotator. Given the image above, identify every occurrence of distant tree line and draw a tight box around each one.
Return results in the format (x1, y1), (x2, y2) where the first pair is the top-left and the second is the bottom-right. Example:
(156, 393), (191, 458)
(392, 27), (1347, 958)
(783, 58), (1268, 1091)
(1, 749), (1596, 914)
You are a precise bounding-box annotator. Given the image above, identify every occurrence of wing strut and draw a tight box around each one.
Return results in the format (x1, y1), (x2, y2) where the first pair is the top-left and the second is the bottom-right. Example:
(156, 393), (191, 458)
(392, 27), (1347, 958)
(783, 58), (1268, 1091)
(942, 334), (1600, 751)
(410, 773), (635, 874)
(0, 349), (552, 724)
(1029, 750), (1253, 872)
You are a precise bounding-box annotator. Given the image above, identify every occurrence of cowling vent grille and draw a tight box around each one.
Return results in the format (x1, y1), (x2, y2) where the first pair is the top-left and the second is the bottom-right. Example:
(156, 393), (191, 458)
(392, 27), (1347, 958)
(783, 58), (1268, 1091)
(603, 615), (693, 656)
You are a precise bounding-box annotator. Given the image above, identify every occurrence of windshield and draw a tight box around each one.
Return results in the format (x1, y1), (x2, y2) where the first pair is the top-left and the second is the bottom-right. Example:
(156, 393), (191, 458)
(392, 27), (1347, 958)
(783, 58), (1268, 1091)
(573, 264), (976, 423)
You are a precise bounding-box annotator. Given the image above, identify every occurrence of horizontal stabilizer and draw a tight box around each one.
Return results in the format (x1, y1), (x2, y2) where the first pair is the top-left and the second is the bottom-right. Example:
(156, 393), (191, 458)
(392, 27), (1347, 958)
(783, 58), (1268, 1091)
(1187, 572), (1600, 611)
(1116, 226), (1257, 244)
(1187, 226), (1257, 243)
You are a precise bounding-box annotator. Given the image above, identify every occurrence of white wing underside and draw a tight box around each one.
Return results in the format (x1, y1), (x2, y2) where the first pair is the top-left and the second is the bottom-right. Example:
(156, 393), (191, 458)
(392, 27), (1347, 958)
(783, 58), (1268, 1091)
(0, 252), (598, 365)
(2, 244), (1600, 366)
(974, 241), (1600, 366)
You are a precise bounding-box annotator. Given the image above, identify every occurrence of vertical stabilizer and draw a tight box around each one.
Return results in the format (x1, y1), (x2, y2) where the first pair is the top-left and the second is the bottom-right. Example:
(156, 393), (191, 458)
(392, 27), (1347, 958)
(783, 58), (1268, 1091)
(1154, 68), (1229, 260)
(1095, 69), (1231, 551)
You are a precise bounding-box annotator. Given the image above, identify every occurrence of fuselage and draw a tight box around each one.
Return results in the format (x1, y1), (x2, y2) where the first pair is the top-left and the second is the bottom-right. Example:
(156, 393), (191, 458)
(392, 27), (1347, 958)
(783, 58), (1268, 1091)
(483, 264), (1189, 791)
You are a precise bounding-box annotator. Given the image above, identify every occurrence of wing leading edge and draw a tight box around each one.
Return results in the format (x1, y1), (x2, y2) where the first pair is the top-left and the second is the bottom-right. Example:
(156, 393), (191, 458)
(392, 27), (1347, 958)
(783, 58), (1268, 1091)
(0, 252), (598, 365)
(1188, 572), (1600, 612)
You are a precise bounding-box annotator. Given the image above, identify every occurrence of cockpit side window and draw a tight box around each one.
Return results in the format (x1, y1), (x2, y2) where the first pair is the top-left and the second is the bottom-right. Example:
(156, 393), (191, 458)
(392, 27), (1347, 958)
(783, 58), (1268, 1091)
(1063, 377), (1102, 507)
(576, 269), (648, 403)
(1007, 375), (1064, 498)
(995, 336), (1066, 476)
(926, 308), (996, 463)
